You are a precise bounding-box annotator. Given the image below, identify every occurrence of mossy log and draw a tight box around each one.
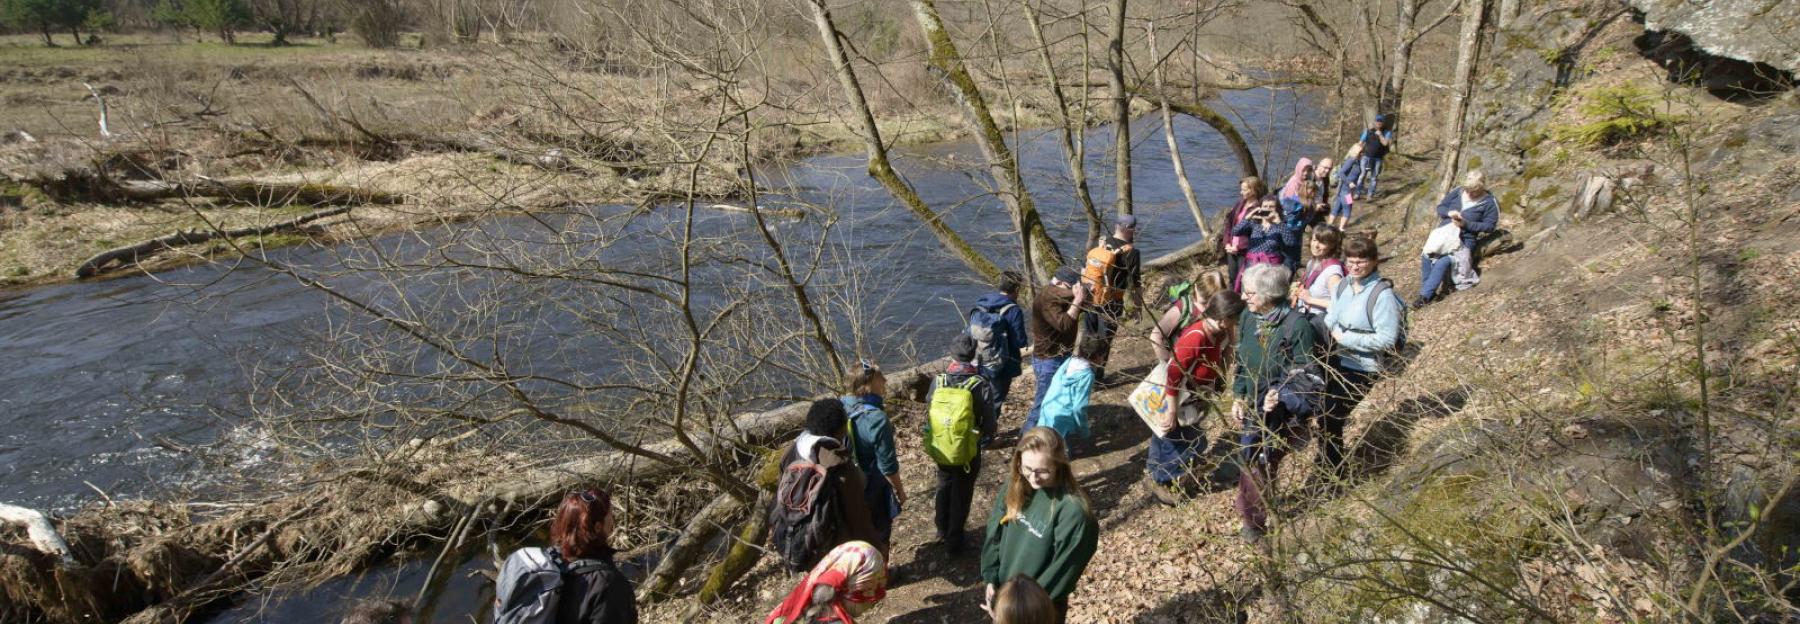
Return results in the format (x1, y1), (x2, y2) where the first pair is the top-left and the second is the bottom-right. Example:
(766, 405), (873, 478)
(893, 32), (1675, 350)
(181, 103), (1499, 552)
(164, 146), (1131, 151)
(636, 494), (749, 603)
(104, 179), (404, 206)
(73, 205), (351, 278)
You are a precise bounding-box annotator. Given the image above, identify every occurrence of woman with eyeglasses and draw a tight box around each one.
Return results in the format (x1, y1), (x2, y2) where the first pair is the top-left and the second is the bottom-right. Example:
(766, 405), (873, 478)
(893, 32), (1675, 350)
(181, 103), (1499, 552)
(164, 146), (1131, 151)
(1319, 236), (1405, 480)
(496, 488), (637, 623)
(980, 427), (1098, 624)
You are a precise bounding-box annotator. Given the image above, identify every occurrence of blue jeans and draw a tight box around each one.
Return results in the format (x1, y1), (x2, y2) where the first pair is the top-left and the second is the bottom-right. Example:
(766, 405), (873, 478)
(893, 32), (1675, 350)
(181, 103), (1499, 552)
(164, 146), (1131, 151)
(865, 476), (900, 548)
(1419, 253), (1455, 300)
(1147, 423), (1205, 484)
(1357, 155), (1385, 197)
(1024, 355), (1067, 435)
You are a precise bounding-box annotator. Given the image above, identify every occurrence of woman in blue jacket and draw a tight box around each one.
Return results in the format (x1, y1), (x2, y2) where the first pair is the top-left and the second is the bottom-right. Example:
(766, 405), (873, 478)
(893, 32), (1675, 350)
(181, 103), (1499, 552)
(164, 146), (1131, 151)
(1418, 170), (1499, 305)
(1321, 236), (1405, 478)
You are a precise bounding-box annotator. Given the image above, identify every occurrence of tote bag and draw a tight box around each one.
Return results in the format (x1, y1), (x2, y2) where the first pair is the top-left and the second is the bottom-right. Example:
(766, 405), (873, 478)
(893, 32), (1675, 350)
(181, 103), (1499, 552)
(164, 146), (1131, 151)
(1129, 360), (1206, 438)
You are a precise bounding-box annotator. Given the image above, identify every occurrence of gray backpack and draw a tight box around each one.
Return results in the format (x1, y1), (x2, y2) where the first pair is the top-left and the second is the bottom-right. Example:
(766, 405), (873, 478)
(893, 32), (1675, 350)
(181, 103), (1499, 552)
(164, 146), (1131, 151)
(495, 547), (603, 624)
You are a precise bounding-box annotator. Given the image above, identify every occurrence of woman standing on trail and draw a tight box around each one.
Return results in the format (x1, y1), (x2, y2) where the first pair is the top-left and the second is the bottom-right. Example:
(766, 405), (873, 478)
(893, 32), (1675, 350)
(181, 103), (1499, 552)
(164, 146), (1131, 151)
(1149, 268), (1228, 364)
(980, 427), (1099, 623)
(1231, 264), (1318, 543)
(1293, 227), (1345, 316)
(1229, 196), (1297, 292)
(1220, 176), (1268, 287)
(765, 540), (889, 624)
(842, 363), (906, 554)
(1147, 290), (1245, 505)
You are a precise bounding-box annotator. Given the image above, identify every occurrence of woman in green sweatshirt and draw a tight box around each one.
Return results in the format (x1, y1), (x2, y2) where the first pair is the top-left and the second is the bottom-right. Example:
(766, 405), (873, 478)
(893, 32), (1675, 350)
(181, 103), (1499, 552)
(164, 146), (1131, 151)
(980, 427), (1099, 623)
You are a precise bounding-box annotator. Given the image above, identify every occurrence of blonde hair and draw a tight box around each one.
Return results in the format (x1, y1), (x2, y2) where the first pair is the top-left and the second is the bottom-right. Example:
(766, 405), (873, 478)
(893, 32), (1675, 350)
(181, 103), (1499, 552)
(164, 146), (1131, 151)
(1002, 428), (1090, 524)
(1194, 268), (1228, 301)
(1463, 169), (1487, 191)
(993, 574), (1056, 624)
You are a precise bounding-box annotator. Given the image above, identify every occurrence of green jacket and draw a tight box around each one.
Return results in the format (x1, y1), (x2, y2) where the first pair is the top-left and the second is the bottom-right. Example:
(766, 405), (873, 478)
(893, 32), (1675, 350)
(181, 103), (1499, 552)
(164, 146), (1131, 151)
(1230, 305), (1317, 404)
(979, 481), (1099, 602)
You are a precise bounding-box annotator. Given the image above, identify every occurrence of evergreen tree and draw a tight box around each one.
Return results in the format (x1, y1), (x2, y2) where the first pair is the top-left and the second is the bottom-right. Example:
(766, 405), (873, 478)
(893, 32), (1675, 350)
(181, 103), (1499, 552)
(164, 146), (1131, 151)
(0, 0), (61, 45)
(183, 0), (246, 43)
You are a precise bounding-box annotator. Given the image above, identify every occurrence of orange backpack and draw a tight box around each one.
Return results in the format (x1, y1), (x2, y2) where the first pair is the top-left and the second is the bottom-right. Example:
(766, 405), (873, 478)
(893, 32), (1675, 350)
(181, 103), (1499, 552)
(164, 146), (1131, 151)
(1082, 240), (1132, 306)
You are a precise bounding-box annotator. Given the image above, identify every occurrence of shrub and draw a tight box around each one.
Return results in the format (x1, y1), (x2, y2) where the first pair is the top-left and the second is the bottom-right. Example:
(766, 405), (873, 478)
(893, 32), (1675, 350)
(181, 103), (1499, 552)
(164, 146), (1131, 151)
(1552, 84), (1683, 148)
(348, 0), (404, 49)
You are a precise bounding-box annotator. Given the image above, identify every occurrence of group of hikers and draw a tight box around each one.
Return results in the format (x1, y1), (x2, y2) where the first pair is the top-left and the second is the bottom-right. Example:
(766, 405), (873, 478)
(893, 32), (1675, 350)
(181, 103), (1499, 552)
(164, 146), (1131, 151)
(327, 116), (1506, 624)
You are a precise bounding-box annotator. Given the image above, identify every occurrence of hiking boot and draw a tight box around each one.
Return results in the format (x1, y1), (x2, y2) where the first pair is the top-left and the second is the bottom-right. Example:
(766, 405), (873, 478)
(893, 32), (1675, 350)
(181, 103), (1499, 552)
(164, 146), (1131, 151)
(1411, 295), (1433, 309)
(1149, 480), (1183, 507)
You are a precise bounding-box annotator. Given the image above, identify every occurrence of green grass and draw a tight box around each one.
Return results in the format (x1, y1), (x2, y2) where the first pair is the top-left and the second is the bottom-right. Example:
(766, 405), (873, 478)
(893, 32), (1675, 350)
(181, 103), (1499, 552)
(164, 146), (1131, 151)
(1552, 84), (1685, 148)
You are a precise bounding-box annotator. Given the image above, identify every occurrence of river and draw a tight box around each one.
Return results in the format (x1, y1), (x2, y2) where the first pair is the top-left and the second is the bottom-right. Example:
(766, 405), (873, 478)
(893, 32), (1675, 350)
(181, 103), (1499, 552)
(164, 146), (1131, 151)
(0, 87), (1321, 622)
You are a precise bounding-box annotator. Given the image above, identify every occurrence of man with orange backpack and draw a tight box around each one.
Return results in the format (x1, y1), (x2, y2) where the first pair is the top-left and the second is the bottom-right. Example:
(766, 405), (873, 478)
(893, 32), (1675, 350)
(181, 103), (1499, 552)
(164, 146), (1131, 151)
(923, 334), (1000, 554)
(1079, 215), (1144, 382)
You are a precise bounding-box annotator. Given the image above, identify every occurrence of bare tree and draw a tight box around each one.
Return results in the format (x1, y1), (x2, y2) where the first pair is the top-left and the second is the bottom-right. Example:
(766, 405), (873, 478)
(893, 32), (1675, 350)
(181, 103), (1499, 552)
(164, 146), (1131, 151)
(1420, 0), (1488, 229)
(1106, 0), (1131, 217)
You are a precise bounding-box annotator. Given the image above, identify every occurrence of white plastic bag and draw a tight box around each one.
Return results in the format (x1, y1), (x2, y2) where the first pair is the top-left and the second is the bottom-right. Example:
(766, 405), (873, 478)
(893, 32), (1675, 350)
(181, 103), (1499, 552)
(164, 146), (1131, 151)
(1422, 223), (1462, 256)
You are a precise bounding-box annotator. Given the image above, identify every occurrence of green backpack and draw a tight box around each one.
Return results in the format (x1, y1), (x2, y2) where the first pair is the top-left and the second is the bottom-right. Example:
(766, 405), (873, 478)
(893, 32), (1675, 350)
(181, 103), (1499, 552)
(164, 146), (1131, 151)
(925, 375), (983, 467)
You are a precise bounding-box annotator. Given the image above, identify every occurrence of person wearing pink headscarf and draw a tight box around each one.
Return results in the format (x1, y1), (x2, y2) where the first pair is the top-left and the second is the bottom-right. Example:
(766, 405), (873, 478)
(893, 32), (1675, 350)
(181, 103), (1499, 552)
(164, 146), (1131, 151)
(1276, 158), (1316, 271)
(765, 541), (889, 624)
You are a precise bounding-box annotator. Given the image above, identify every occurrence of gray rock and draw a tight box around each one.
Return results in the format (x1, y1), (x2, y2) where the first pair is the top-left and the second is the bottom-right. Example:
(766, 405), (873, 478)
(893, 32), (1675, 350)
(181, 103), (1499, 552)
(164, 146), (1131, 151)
(1630, 0), (1800, 76)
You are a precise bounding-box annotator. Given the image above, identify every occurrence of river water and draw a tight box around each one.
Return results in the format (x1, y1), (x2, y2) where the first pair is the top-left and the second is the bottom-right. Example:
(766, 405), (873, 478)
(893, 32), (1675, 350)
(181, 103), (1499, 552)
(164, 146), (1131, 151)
(0, 87), (1319, 621)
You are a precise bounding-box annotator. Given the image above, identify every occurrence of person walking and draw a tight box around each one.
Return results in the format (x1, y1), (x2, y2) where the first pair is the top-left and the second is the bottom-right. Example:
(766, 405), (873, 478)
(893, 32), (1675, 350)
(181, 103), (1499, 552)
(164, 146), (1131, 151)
(924, 335), (1001, 555)
(1356, 115), (1395, 199)
(1037, 334), (1104, 456)
(1078, 216), (1143, 381)
(1417, 170), (1500, 306)
(841, 365), (905, 552)
(969, 271), (1031, 405)
(1146, 290), (1244, 504)
(1220, 176), (1269, 288)
(980, 427), (1099, 624)
(773, 400), (883, 567)
(1026, 266), (1086, 434)
(1149, 269), (1228, 364)
(1319, 236), (1406, 479)
(1230, 264), (1319, 543)
(1328, 156), (1362, 231)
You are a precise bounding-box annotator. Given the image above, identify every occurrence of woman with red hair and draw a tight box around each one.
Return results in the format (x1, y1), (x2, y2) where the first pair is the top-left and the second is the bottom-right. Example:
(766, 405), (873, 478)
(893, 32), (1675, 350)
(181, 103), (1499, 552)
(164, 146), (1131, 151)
(496, 488), (637, 623)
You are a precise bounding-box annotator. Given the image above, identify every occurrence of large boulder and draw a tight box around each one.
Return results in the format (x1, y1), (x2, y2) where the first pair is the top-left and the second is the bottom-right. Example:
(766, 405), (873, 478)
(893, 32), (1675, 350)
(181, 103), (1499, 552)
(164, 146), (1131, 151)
(1629, 0), (1800, 76)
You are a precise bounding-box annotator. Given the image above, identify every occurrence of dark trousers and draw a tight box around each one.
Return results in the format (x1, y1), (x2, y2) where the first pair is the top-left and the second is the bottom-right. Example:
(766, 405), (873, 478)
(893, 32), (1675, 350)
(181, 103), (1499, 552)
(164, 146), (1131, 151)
(1319, 366), (1378, 477)
(992, 370), (1018, 406)
(1146, 422), (1205, 485)
(933, 456), (981, 548)
(1226, 253), (1243, 289)
(1085, 301), (1124, 370)
(1237, 412), (1311, 534)
(865, 476), (898, 549)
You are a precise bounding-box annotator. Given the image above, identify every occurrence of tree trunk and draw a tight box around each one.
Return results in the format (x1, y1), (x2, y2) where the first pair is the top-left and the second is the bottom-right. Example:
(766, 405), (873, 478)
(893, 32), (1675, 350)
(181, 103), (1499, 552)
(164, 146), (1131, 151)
(1419, 0), (1490, 231)
(70, 24), (81, 45)
(1145, 23), (1210, 239)
(42, 24), (55, 46)
(1381, 0), (1421, 116)
(805, 0), (1001, 283)
(1020, 0), (1104, 256)
(907, 0), (1063, 281)
(637, 493), (747, 603)
(1160, 99), (1258, 179)
(1107, 0), (1131, 217)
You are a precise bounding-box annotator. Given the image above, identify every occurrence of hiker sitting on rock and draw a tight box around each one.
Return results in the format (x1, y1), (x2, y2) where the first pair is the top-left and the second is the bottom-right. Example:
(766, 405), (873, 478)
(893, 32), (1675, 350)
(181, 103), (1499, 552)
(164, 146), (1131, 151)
(1417, 169), (1499, 307)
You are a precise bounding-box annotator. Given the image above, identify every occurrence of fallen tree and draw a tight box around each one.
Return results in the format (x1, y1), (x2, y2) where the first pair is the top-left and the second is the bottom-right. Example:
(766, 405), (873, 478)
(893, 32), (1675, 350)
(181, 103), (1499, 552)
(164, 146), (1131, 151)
(74, 205), (353, 278)
(0, 358), (944, 624)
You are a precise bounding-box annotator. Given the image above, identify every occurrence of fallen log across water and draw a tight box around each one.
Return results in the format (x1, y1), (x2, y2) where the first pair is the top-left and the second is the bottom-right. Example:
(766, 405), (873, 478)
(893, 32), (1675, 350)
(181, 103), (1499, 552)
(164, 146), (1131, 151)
(99, 178), (405, 206)
(74, 205), (352, 278)
(0, 503), (74, 565)
(0, 359), (945, 624)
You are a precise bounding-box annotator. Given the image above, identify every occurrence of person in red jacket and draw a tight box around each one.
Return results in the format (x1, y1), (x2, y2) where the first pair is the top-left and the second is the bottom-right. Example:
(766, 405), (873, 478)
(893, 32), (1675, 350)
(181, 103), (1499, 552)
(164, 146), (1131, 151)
(1146, 290), (1244, 504)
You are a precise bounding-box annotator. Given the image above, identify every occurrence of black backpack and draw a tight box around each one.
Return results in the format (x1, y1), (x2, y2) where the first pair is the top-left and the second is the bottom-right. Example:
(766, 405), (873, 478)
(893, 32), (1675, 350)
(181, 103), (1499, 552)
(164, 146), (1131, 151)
(768, 441), (846, 573)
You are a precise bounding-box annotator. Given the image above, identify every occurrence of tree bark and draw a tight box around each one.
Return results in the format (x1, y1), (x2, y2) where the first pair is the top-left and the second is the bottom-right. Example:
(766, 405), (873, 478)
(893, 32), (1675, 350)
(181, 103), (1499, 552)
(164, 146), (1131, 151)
(907, 0), (1063, 280)
(1157, 98), (1258, 179)
(1020, 0), (1104, 255)
(637, 493), (747, 603)
(1107, 0), (1132, 217)
(805, 0), (1001, 283)
(1419, 0), (1490, 231)
(1145, 23), (1211, 240)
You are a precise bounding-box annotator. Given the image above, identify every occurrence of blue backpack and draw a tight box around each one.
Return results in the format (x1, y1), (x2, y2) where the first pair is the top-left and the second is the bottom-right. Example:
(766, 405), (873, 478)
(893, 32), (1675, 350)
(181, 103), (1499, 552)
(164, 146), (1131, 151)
(966, 303), (1017, 372)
